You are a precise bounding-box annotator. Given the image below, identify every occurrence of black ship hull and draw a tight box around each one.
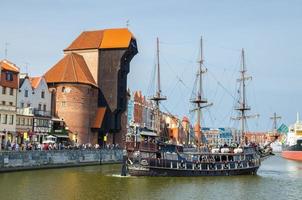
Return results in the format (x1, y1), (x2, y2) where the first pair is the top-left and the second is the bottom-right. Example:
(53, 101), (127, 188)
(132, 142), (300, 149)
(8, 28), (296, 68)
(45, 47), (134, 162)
(124, 142), (267, 177)
(127, 156), (260, 177)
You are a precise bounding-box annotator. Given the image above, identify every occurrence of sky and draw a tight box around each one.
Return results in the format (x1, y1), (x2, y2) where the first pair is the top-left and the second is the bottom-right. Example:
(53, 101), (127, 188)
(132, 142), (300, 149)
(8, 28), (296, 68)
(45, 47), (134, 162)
(1, 0), (302, 131)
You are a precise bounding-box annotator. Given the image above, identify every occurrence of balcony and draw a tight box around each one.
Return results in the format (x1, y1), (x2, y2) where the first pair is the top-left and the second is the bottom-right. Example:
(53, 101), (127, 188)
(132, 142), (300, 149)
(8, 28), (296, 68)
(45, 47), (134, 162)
(33, 109), (51, 117)
(17, 107), (34, 116)
(0, 105), (16, 112)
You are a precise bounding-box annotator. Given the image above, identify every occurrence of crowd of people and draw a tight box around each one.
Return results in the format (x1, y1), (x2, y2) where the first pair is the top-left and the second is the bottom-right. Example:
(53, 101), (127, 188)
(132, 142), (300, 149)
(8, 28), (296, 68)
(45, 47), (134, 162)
(0, 140), (121, 151)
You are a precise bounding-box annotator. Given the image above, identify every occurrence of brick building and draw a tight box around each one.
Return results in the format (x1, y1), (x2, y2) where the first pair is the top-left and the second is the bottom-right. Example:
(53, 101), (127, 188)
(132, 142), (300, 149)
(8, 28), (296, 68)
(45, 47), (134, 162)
(245, 132), (267, 145)
(45, 53), (99, 144)
(45, 28), (138, 145)
(128, 90), (155, 130)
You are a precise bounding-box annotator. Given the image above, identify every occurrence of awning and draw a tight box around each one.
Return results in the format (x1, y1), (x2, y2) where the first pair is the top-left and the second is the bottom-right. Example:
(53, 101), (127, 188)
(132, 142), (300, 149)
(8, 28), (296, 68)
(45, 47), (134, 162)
(92, 107), (106, 128)
(35, 133), (48, 136)
(140, 131), (158, 137)
(53, 134), (69, 138)
(52, 117), (64, 122)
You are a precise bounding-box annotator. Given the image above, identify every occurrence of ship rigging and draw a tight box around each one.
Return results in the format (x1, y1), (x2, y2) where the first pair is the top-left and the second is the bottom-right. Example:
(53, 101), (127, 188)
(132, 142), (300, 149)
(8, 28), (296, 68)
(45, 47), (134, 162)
(231, 49), (259, 144)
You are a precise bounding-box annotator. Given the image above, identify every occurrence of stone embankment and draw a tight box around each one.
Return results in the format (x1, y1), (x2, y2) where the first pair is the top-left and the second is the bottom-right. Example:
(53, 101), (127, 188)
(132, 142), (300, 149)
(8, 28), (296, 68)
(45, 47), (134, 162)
(0, 149), (123, 172)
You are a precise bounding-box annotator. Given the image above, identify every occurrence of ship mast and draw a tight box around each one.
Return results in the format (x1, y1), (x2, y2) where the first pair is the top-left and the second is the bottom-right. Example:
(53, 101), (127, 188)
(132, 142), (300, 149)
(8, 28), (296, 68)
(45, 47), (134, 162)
(232, 49), (258, 144)
(191, 36), (212, 147)
(150, 37), (166, 140)
(270, 112), (281, 133)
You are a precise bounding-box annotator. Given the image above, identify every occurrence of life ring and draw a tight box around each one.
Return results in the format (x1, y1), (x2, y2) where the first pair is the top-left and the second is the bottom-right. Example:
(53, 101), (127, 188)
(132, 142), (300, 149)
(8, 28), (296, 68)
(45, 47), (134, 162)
(140, 159), (148, 166)
(209, 163), (215, 170)
(223, 163), (229, 169)
(195, 163), (201, 170)
(179, 161), (186, 169)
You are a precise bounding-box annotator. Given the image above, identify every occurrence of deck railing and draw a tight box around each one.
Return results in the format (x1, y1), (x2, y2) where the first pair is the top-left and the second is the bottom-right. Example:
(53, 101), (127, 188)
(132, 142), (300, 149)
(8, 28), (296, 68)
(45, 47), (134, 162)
(126, 141), (158, 152)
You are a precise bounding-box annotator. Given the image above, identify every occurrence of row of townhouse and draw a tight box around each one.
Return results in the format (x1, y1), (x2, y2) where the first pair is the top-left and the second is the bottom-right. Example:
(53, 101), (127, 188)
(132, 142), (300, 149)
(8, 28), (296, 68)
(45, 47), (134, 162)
(127, 90), (191, 144)
(203, 127), (236, 146)
(1, 28), (139, 149)
(128, 90), (155, 130)
(0, 60), (53, 148)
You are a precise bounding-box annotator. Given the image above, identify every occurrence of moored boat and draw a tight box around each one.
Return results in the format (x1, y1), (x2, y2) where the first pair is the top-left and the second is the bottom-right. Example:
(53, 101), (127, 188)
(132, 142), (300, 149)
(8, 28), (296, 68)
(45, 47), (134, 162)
(125, 134), (268, 176)
(282, 113), (302, 161)
(122, 37), (273, 177)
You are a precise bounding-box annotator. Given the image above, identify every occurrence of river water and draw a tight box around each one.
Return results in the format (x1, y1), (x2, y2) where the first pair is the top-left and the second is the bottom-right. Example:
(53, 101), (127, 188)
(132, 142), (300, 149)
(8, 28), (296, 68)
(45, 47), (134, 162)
(0, 154), (301, 200)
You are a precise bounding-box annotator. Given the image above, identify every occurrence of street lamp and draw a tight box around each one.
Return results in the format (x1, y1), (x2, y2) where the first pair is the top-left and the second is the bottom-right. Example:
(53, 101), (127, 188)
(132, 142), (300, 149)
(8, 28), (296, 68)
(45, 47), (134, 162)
(4, 129), (8, 150)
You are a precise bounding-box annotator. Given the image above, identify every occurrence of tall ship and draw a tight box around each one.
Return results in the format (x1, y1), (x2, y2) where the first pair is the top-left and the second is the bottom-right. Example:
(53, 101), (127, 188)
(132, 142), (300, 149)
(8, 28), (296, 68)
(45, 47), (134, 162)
(123, 37), (273, 176)
(282, 113), (302, 161)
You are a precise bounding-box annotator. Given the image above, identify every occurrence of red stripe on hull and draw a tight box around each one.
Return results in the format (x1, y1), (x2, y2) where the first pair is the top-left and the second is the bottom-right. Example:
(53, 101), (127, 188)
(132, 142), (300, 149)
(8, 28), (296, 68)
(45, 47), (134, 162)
(282, 151), (302, 161)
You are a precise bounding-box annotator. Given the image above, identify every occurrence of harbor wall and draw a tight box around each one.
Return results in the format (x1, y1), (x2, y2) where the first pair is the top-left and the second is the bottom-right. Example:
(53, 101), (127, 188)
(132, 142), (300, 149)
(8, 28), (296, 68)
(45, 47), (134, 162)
(0, 149), (123, 172)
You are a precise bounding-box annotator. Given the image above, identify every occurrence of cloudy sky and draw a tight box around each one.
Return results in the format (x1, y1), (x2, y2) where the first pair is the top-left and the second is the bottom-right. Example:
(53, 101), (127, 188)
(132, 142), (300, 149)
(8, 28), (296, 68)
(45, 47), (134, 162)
(1, 0), (302, 131)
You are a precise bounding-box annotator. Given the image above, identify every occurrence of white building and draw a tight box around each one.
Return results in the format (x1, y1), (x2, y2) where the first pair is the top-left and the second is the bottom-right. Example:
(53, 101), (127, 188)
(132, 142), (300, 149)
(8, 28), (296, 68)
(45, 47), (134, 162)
(0, 60), (20, 149)
(17, 75), (52, 143)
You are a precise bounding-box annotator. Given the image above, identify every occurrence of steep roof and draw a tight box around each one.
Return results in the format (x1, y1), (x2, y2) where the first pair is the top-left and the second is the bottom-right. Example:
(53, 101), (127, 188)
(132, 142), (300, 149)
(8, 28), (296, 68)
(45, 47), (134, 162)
(19, 78), (26, 88)
(29, 77), (42, 89)
(0, 59), (20, 73)
(64, 28), (134, 51)
(44, 53), (97, 87)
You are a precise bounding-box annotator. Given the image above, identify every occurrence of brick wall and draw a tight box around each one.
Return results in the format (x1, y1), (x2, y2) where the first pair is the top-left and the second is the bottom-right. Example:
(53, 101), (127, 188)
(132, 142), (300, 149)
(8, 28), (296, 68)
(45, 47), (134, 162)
(50, 83), (98, 144)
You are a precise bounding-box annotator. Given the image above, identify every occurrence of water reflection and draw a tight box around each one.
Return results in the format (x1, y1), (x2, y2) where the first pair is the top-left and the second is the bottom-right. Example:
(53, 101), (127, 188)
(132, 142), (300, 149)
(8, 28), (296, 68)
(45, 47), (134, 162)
(0, 155), (301, 200)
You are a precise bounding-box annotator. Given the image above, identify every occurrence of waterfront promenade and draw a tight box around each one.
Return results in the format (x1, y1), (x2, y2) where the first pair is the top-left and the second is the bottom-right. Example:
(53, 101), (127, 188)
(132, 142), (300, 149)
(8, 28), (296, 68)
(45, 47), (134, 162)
(0, 149), (123, 172)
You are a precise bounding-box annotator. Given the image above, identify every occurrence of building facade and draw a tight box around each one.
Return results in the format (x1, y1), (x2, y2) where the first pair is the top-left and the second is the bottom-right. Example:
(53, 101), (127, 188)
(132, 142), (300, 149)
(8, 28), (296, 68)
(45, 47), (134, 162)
(0, 60), (19, 149)
(203, 127), (236, 146)
(245, 132), (267, 145)
(45, 53), (99, 145)
(127, 90), (191, 145)
(17, 75), (52, 144)
(128, 90), (155, 130)
(61, 28), (138, 146)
